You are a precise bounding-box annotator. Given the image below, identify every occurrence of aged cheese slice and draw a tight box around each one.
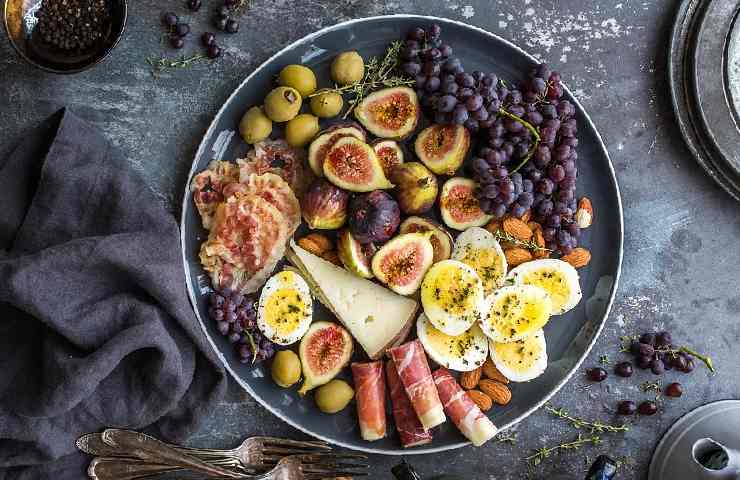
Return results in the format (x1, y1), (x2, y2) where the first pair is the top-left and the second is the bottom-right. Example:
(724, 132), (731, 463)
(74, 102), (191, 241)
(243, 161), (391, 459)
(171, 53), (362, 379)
(287, 240), (418, 359)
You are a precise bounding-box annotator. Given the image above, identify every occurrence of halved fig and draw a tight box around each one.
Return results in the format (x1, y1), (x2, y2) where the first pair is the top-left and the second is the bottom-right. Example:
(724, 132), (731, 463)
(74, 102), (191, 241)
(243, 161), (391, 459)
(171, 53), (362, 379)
(372, 139), (404, 177)
(298, 321), (353, 396)
(324, 137), (393, 192)
(414, 124), (470, 175)
(307, 123), (366, 177)
(355, 87), (420, 140)
(337, 228), (377, 279)
(439, 177), (493, 230)
(371, 232), (435, 296)
(399, 216), (453, 263)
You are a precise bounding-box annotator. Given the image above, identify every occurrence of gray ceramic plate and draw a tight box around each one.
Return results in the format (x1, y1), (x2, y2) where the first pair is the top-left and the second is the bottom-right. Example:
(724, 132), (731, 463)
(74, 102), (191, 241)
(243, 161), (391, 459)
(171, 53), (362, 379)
(180, 15), (623, 454)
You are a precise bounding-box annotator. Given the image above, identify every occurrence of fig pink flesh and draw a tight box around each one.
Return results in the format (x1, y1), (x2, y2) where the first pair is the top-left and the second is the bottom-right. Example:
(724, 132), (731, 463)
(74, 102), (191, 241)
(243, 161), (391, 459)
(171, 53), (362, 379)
(444, 185), (485, 223)
(378, 242), (427, 287)
(327, 143), (374, 183)
(368, 92), (415, 131)
(306, 326), (348, 375)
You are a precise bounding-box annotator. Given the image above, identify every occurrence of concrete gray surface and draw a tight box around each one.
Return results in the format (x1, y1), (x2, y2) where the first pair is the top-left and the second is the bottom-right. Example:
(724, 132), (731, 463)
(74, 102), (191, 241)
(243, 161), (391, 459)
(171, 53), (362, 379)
(2, 1), (739, 478)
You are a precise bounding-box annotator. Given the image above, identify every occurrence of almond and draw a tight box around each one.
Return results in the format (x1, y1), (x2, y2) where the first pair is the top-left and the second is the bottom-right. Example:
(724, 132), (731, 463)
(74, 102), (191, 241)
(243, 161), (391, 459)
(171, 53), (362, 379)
(520, 209), (532, 223)
(460, 367), (483, 389)
(479, 379), (512, 406)
(561, 247), (591, 268)
(531, 225), (549, 259)
(467, 390), (493, 412)
(320, 250), (342, 266)
(505, 247), (533, 268)
(575, 197), (593, 229)
(484, 219), (501, 236)
(503, 217), (533, 241)
(482, 358), (510, 384)
(298, 233), (333, 256)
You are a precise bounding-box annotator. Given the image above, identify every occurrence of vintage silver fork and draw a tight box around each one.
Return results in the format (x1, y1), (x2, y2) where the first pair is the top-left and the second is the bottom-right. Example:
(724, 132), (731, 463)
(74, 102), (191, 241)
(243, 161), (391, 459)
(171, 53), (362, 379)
(87, 453), (369, 480)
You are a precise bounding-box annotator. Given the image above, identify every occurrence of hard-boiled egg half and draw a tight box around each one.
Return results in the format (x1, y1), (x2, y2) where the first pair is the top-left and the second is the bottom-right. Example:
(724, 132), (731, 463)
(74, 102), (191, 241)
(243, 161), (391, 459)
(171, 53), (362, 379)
(421, 259), (487, 336)
(417, 313), (488, 372)
(257, 271), (313, 345)
(451, 227), (508, 296)
(489, 329), (548, 382)
(480, 284), (552, 343)
(507, 259), (582, 315)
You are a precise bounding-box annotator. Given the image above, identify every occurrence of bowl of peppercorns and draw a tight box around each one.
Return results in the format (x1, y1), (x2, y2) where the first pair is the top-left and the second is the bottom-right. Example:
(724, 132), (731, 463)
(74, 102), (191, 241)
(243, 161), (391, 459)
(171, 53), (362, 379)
(3, 0), (127, 73)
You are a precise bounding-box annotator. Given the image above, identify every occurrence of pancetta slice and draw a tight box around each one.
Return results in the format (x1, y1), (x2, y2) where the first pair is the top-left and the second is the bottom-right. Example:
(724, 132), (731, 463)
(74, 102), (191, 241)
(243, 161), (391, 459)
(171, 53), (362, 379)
(245, 172), (301, 233)
(388, 340), (446, 431)
(351, 361), (387, 441)
(237, 139), (314, 200)
(191, 160), (240, 229)
(432, 368), (498, 447)
(386, 359), (433, 448)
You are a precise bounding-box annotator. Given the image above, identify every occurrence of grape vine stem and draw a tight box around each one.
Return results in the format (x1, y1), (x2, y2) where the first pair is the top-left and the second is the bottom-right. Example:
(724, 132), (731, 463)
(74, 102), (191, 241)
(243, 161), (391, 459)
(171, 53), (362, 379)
(497, 108), (541, 174)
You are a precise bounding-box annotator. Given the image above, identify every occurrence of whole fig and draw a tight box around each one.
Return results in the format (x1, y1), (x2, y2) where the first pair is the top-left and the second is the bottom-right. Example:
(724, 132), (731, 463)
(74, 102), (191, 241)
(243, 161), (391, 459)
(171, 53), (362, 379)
(348, 191), (401, 244)
(389, 162), (438, 215)
(302, 178), (350, 229)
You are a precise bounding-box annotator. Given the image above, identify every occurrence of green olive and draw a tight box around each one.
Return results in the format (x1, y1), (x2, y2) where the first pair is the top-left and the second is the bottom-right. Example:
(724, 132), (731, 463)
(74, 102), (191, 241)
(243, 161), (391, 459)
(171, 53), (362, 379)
(331, 51), (364, 86)
(285, 113), (320, 148)
(314, 379), (354, 414)
(310, 91), (344, 118)
(239, 106), (272, 144)
(264, 86), (302, 122)
(278, 64), (317, 98)
(271, 350), (301, 388)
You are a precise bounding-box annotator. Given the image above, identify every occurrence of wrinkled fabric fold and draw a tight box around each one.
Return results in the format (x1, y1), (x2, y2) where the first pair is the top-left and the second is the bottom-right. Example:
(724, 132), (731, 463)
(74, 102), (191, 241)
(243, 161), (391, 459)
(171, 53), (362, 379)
(0, 109), (226, 479)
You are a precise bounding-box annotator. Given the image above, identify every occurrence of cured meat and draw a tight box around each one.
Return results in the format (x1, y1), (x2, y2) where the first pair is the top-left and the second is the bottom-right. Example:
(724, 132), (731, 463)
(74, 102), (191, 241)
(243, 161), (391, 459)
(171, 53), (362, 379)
(245, 173), (301, 233)
(237, 139), (314, 200)
(351, 361), (386, 441)
(432, 368), (498, 447)
(388, 340), (446, 431)
(191, 160), (240, 229)
(386, 359), (433, 448)
(199, 193), (289, 294)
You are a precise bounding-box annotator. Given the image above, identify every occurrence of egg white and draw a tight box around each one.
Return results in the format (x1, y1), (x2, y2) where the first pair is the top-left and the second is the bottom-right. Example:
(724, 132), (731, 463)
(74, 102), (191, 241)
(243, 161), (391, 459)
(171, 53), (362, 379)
(257, 271), (313, 345)
(417, 313), (488, 372)
(506, 259), (582, 315)
(420, 260), (487, 336)
(452, 227), (508, 296)
(489, 329), (548, 382)
(480, 284), (553, 343)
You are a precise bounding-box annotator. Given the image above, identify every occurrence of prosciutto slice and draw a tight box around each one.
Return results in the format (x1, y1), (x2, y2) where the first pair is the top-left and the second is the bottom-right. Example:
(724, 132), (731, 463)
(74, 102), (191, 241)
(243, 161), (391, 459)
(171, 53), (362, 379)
(245, 173), (301, 232)
(351, 361), (386, 441)
(432, 368), (498, 447)
(237, 139), (313, 200)
(388, 340), (446, 430)
(191, 160), (240, 230)
(386, 359), (433, 448)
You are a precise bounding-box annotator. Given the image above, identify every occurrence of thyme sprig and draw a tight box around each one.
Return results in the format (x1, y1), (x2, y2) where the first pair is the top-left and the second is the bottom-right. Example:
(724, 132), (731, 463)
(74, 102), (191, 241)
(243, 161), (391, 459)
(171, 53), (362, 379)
(525, 433), (603, 466)
(309, 41), (415, 118)
(498, 108), (541, 174)
(599, 354), (610, 365)
(640, 380), (663, 401)
(545, 405), (629, 434)
(492, 229), (551, 253)
(147, 54), (210, 77)
(496, 431), (518, 445)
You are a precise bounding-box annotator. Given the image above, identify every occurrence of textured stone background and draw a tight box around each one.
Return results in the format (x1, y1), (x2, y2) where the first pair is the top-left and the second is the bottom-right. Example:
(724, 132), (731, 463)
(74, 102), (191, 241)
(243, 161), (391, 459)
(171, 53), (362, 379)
(3, 1), (740, 478)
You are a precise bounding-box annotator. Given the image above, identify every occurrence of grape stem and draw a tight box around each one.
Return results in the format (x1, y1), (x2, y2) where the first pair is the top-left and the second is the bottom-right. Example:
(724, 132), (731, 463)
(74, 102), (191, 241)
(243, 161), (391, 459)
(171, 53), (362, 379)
(497, 108), (541, 174)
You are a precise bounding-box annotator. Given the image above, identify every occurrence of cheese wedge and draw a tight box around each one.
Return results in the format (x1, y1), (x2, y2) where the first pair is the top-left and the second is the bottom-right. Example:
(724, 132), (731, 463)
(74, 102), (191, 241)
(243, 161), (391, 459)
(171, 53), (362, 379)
(287, 240), (418, 359)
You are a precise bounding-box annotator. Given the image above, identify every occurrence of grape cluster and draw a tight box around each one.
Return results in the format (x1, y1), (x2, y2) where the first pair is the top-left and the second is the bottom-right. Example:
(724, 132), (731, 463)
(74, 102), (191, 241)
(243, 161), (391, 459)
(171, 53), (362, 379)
(208, 288), (276, 363)
(399, 24), (581, 255)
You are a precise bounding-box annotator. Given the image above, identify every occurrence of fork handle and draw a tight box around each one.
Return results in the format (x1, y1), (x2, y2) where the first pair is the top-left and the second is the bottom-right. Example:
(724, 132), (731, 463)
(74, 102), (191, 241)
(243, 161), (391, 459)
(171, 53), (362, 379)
(101, 429), (243, 478)
(87, 457), (182, 480)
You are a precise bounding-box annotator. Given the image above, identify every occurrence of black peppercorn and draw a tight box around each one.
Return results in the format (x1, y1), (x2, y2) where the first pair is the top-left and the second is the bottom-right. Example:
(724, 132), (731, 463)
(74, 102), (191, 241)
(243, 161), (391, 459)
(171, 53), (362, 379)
(35, 0), (112, 54)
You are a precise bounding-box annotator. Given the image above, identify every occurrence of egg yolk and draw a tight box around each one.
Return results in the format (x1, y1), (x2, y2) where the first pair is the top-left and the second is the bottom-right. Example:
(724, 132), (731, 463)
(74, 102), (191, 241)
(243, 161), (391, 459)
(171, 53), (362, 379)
(494, 336), (544, 372)
(457, 246), (505, 294)
(424, 265), (481, 316)
(263, 288), (308, 336)
(425, 324), (477, 359)
(489, 293), (549, 339)
(522, 270), (570, 312)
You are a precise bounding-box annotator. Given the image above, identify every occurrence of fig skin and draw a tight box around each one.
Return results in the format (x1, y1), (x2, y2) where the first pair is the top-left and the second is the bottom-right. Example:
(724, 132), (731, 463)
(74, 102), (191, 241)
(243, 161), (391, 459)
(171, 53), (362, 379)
(298, 321), (353, 396)
(399, 216), (453, 263)
(414, 124), (470, 175)
(337, 228), (377, 279)
(355, 87), (420, 140)
(371, 232), (435, 296)
(323, 137), (393, 192)
(439, 177), (493, 230)
(348, 190), (401, 244)
(307, 123), (367, 177)
(372, 139), (405, 177)
(302, 178), (350, 230)
(389, 162), (438, 215)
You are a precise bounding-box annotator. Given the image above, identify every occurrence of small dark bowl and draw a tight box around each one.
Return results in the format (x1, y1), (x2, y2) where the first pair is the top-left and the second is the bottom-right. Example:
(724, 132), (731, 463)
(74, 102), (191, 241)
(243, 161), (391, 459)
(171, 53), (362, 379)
(3, 0), (127, 74)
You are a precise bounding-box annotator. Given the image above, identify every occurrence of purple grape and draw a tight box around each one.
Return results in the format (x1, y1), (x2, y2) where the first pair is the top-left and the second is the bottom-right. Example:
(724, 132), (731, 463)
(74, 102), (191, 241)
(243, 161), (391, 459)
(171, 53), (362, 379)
(438, 95), (457, 112)
(402, 62), (422, 76)
(452, 104), (469, 124)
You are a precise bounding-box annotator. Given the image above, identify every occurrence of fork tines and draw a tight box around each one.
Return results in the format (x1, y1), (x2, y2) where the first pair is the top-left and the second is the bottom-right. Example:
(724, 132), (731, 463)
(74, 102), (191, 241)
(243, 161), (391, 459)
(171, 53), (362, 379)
(297, 453), (369, 479)
(262, 437), (332, 450)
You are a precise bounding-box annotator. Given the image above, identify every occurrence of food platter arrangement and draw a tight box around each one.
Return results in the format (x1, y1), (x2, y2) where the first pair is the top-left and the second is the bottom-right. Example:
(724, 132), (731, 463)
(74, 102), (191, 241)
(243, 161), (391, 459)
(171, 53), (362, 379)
(182, 15), (622, 454)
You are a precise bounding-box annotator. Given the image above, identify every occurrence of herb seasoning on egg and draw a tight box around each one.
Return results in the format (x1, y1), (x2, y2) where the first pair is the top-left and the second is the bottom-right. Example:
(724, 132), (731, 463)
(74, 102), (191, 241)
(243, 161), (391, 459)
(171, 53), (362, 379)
(34, 0), (111, 54)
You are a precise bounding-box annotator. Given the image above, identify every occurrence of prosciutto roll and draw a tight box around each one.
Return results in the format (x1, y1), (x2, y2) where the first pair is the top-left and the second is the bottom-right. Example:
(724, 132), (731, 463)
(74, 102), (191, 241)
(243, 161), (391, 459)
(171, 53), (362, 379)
(386, 359), (433, 448)
(388, 340), (446, 430)
(351, 361), (387, 441)
(432, 368), (498, 446)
